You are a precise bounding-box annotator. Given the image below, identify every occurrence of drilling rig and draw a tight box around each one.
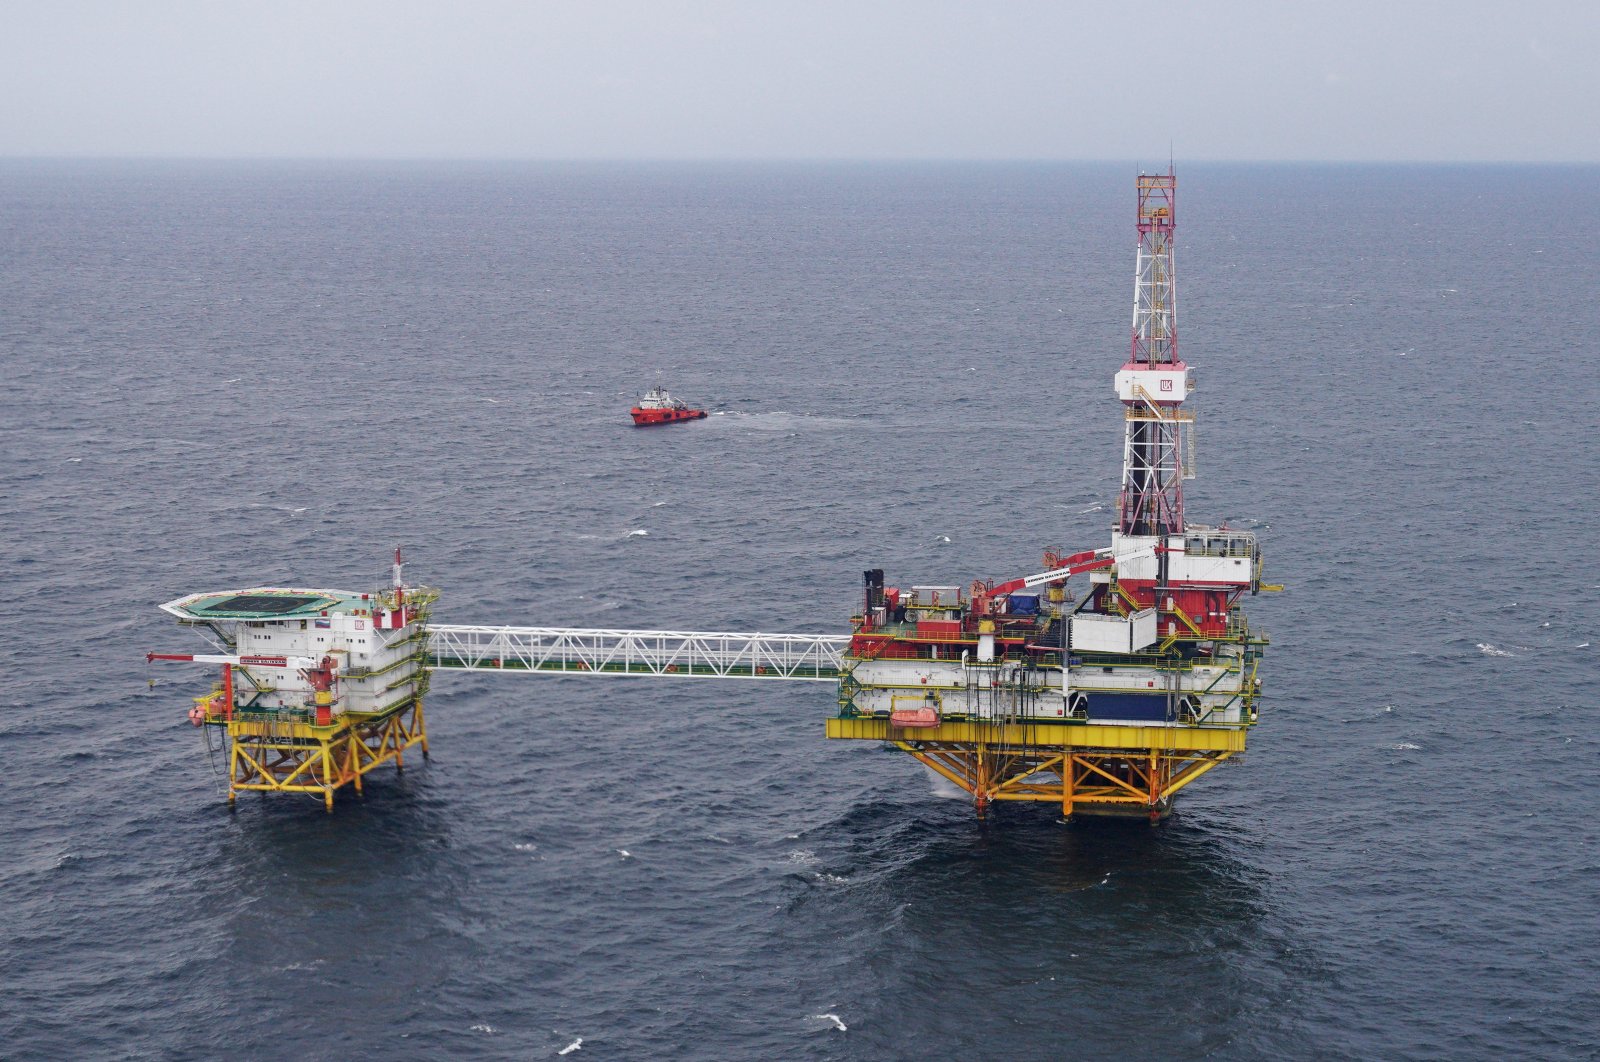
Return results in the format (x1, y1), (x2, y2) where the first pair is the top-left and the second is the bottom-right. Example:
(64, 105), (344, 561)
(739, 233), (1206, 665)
(150, 172), (1274, 818)
(826, 171), (1275, 820)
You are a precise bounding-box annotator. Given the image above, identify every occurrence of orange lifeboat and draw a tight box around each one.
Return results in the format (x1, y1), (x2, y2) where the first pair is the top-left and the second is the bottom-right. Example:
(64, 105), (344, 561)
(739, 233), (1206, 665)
(889, 701), (941, 728)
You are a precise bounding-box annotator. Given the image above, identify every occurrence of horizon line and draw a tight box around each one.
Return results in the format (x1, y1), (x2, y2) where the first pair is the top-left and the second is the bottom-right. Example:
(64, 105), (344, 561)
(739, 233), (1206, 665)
(2, 154), (1598, 167)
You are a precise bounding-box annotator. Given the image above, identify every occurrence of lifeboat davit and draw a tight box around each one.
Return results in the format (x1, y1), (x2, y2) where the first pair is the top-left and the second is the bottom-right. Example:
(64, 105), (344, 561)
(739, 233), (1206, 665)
(631, 386), (707, 426)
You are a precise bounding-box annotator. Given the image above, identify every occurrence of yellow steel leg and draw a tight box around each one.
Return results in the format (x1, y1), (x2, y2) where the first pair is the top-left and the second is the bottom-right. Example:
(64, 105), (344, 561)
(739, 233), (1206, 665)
(1149, 750), (1160, 823)
(1062, 753), (1075, 819)
(322, 742), (335, 812)
(974, 743), (989, 817)
(348, 736), (364, 797)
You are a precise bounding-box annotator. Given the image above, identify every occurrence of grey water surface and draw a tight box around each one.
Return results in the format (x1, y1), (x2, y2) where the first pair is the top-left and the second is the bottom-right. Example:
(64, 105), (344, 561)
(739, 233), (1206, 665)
(1, 161), (1596, 1059)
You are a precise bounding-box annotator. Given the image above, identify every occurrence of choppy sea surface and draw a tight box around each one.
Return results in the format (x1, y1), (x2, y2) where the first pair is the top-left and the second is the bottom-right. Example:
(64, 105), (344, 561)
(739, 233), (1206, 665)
(1, 161), (1596, 1059)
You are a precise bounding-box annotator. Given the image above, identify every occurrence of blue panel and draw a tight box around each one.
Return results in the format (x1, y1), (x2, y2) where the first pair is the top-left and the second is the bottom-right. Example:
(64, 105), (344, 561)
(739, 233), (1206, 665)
(1084, 692), (1170, 722)
(1008, 593), (1040, 615)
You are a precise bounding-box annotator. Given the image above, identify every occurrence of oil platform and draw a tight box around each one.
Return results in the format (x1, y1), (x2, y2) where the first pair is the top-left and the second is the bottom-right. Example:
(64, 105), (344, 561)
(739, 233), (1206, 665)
(149, 172), (1274, 819)
(149, 553), (437, 810)
(831, 172), (1274, 819)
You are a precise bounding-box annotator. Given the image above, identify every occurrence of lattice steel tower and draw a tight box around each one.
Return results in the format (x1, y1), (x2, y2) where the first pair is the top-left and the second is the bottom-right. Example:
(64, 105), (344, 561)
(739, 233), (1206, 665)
(1115, 171), (1193, 538)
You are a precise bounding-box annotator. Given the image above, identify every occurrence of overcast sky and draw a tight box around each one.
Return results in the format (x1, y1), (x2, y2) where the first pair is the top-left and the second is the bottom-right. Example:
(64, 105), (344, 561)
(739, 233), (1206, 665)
(3, 1), (1595, 162)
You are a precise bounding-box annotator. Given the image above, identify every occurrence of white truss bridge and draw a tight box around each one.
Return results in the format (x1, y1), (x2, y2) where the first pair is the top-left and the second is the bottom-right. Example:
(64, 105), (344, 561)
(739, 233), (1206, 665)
(426, 625), (848, 681)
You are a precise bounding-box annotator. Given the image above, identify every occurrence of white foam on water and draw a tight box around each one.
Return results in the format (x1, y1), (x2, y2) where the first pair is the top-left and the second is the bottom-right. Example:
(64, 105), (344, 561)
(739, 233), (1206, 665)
(558, 1037), (583, 1054)
(275, 959), (325, 972)
(1477, 643), (1514, 657)
(926, 769), (966, 800)
(513, 842), (537, 852)
(814, 1013), (848, 1032)
(625, 529), (649, 538)
(617, 849), (631, 858)
(1386, 743), (1422, 751)
(470, 1024), (495, 1034)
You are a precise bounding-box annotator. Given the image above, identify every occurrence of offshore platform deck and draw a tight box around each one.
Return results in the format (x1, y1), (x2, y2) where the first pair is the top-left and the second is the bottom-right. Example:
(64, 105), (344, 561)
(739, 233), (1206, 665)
(149, 171), (1277, 821)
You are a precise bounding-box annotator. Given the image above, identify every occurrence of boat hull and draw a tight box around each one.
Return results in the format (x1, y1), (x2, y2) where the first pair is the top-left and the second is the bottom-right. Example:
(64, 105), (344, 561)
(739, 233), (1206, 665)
(631, 407), (707, 426)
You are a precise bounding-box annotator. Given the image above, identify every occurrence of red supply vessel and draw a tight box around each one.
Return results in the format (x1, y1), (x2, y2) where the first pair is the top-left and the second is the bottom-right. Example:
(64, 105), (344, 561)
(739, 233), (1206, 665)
(630, 386), (707, 426)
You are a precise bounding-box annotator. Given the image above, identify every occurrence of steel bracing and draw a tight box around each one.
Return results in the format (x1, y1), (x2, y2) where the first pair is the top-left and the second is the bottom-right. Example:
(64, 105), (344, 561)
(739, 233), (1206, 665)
(1131, 173), (1179, 368)
(224, 699), (429, 811)
(901, 742), (1233, 819)
(427, 625), (847, 680)
(826, 717), (1241, 819)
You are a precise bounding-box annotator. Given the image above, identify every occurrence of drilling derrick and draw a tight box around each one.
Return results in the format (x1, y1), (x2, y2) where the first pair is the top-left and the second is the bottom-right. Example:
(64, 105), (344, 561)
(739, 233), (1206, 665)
(1118, 172), (1188, 539)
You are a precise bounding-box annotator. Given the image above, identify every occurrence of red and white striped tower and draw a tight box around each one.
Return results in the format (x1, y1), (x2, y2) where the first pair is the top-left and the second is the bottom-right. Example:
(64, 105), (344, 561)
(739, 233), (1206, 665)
(1114, 171), (1192, 539)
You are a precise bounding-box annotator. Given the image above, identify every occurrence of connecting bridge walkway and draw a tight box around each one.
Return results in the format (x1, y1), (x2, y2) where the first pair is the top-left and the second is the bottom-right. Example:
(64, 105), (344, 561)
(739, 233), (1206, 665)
(426, 625), (847, 681)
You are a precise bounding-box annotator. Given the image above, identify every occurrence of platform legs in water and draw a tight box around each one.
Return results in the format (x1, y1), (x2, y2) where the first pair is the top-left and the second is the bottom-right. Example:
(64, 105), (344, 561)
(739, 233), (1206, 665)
(221, 699), (429, 811)
(895, 737), (1228, 821)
